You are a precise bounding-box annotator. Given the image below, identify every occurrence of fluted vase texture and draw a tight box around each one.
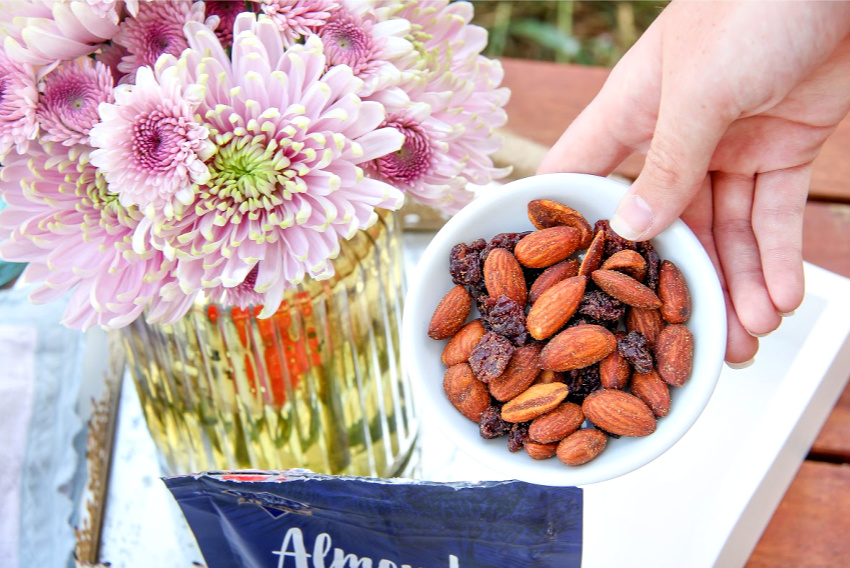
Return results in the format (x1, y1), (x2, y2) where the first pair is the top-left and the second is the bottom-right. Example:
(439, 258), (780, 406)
(120, 210), (417, 477)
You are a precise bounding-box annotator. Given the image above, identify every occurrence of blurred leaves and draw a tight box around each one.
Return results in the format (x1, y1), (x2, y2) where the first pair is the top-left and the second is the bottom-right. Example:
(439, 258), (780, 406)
(471, 0), (667, 67)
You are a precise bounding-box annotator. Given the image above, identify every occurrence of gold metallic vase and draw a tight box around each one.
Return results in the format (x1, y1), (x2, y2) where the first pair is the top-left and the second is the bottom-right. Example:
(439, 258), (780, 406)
(120, 210), (418, 477)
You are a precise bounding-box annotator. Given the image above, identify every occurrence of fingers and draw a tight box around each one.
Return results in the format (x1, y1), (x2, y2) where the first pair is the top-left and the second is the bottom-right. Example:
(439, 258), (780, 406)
(712, 171), (782, 337)
(536, 99), (633, 177)
(610, 90), (736, 241)
(751, 166), (809, 315)
(679, 177), (759, 364)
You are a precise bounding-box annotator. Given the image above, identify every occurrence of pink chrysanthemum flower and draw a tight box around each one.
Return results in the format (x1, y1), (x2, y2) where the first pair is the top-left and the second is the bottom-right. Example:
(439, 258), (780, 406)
(95, 40), (130, 84)
(316, 3), (413, 97)
(259, 0), (340, 47)
(0, 52), (38, 158)
(89, 63), (215, 218)
(205, 0), (251, 48)
(364, 0), (509, 213)
(37, 57), (114, 146)
(0, 0), (120, 66)
(112, 0), (207, 78)
(146, 15), (404, 315)
(0, 146), (195, 329)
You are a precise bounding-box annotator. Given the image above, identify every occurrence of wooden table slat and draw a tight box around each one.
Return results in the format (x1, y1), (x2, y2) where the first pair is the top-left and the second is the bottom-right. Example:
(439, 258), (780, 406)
(499, 57), (850, 203)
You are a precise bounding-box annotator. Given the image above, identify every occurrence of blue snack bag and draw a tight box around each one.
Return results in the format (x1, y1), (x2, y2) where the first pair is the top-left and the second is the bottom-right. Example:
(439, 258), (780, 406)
(164, 470), (583, 568)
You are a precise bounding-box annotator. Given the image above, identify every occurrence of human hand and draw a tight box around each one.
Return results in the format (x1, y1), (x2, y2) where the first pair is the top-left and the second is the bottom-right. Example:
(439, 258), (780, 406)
(538, 0), (850, 365)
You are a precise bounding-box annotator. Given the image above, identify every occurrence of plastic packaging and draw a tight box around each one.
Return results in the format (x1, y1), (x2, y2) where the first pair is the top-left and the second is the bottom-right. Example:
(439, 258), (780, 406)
(164, 470), (583, 568)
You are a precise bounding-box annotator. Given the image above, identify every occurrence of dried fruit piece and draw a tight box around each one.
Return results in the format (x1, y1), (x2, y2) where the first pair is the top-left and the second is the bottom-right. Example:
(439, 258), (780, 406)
(527, 199), (594, 248)
(600, 249), (647, 281)
(578, 230), (605, 277)
(525, 440), (559, 460)
(625, 307), (666, 347)
(598, 348), (631, 390)
(638, 240), (661, 291)
(484, 248), (527, 308)
(658, 260), (691, 324)
(468, 331), (515, 383)
(441, 319), (486, 367)
(630, 370), (671, 418)
(557, 428), (608, 466)
(528, 259), (579, 304)
(582, 389), (656, 437)
(507, 422), (530, 452)
(594, 219), (636, 257)
(479, 405), (512, 439)
(428, 285), (471, 340)
(443, 363), (490, 422)
(449, 239), (485, 286)
(480, 294), (528, 346)
(591, 269), (662, 309)
(501, 383), (569, 423)
(538, 324), (617, 371)
(617, 330), (654, 374)
(528, 402), (584, 444)
(488, 342), (543, 402)
(655, 324), (694, 387)
(526, 275), (586, 340)
(577, 289), (625, 322)
(564, 364), (602, 403)
(514, 226), (581, 268)
(481, 232), (529, 262)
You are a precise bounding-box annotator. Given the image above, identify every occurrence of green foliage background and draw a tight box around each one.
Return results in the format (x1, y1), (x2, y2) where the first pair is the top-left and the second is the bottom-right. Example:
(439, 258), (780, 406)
(469, 1), (667, 66)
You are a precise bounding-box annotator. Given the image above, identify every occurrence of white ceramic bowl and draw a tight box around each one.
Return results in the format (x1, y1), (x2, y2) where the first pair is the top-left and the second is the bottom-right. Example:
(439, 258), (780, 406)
(402, 173), (727, 486)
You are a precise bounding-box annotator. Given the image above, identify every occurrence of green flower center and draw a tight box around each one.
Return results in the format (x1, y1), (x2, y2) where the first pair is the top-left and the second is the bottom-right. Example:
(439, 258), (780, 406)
(203, 134), (290, 214)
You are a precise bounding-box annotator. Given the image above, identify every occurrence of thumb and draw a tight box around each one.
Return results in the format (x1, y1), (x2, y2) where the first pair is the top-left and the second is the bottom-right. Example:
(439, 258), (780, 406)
(611, 95), (734, 241)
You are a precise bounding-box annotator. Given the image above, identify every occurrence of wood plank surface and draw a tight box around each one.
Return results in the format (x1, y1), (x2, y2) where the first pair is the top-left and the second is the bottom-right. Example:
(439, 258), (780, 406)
(499, 57), (850, 203)
(745, 460), (850, 568)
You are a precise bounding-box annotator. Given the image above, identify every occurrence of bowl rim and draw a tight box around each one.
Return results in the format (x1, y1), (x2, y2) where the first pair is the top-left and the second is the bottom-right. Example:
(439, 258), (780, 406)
(402, 173), (727, 486)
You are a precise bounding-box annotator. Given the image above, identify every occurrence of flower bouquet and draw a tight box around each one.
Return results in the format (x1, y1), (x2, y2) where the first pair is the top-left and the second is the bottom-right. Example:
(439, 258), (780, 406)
(0, 0), (509, 476)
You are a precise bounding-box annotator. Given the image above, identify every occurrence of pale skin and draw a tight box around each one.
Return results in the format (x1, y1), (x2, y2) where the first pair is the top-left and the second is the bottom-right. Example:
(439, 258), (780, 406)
(538, 1), (850, 365)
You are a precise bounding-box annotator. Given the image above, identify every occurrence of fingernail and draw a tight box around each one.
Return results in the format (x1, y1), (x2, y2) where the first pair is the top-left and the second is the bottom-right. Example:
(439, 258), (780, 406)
(726, 358), (755, 370)
(610, 194), (654, 240)
(779, 310), (795, 317)
(748, 330), (772, 338)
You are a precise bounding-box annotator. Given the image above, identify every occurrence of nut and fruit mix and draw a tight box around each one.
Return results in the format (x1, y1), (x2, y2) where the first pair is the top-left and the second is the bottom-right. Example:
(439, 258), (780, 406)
(427, 199), (693, 466)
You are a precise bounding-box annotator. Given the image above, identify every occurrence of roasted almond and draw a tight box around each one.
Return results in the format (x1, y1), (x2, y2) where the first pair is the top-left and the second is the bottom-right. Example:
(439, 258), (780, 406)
(655, 324), (694, 387)
(598, 347), (631, 389)
(528, 259), (579, 304)
(630, 370), (671, 417)
(484, 247), (527, 307)
(658, 260), (691, 324)
(443, 363), (490, 422)
(514, 226), (581, 269)
(527, 199), (594, 249)
(501, 382), (569, 423)
(592, 269), (662, 309)
(528, 402), (585, 444)
(526, 275), (586, 340)
(600, 249), (647, 281)
(578, 230), (606, 277)
(488, 343), (543, 402)
(625, 307), (666, 347)
(582, 389), (656, 437)
(428, 285), (471, 340)
(538, 324), (617, 371)
(525, 440), (559, 460)
(556, 428), (608, 466)
(441, 319), (486, 367)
